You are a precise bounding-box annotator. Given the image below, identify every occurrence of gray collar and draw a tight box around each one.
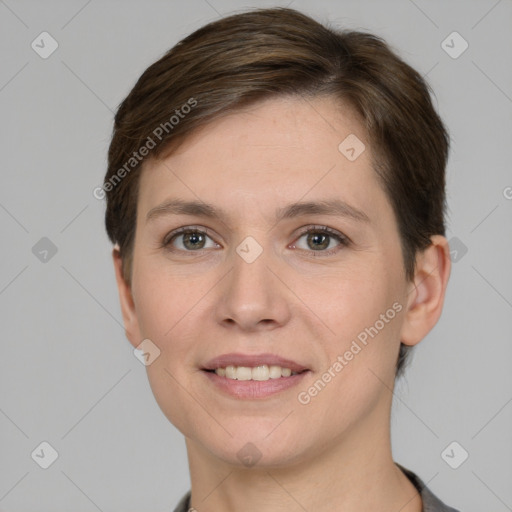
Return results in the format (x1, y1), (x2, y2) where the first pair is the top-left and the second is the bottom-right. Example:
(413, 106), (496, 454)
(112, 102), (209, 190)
(172, 465), (460, 512)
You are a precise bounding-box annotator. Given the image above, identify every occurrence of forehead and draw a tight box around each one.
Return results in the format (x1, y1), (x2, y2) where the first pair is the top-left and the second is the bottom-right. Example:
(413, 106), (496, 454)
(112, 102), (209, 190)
(136, 95), (389, 227)
(168, 94), (366, 159)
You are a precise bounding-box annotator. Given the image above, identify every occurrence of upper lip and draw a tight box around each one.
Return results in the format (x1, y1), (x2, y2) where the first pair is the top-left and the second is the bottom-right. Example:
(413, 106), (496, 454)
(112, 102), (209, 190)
(202, 353), (309, 373)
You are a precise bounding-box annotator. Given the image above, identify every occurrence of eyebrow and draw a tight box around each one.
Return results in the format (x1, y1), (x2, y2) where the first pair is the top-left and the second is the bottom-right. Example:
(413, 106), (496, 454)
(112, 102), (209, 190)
(145, 198), (370, 224)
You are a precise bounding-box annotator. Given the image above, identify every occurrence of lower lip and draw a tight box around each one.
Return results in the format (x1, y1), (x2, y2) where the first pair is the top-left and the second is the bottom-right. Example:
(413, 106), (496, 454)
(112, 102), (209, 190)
(202, 370), (309, 399)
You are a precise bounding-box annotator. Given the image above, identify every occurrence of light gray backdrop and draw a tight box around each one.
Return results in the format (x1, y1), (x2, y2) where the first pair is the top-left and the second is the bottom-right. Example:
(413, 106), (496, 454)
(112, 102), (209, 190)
(1, 1), (511, 511)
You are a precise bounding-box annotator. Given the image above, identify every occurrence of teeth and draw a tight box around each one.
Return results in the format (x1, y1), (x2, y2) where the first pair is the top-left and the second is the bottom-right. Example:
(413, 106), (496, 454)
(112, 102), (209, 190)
(281, 367), (292, 377)
(225, 365), (237, 379)
(269, 365), (283, 379)
(213, 364), (299, 381)
(236, 366), (252, 381)
(252, 365), (269, 381)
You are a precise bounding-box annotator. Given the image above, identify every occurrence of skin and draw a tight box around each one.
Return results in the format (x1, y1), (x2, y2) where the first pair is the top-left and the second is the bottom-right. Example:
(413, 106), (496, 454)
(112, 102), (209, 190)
(113, 95), (451, 511)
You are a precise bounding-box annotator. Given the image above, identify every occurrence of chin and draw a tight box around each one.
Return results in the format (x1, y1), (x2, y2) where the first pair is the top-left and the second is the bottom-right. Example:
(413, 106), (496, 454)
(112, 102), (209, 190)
(194, 420), (314, 469)
(211, 440), (306, 470)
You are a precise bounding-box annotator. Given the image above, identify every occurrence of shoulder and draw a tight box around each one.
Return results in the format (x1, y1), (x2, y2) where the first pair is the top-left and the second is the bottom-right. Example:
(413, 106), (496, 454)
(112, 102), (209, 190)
(172, 490), (191, 512)
(398, 464), (461, 512)
(173, 468), (463, 512)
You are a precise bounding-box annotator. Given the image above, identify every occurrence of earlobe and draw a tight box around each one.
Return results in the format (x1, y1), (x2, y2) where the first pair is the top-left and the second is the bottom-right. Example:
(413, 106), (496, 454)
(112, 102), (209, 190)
(112, 246), (141, 348)
(400, 235), (452, 347)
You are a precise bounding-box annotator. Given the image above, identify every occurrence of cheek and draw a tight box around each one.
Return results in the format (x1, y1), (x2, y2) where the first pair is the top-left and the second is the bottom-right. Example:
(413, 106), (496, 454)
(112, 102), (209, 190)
(132, 257), (206, 340)
(131, 263), (211, 393)
(132, 270), (205, 434)
(293, 258), (405, 406)
(144, 358), (202, 439)
(295, 265), (402, 346)
(292, 274), (403, 438)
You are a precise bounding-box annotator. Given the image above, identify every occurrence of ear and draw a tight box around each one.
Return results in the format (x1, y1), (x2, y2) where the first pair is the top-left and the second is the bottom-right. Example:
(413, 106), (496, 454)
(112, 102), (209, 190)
(400, 235), (452, 346)
(112, 246), (142, 349)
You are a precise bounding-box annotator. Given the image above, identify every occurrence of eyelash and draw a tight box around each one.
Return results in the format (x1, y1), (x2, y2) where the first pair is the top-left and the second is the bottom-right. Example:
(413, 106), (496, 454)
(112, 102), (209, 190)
(161, 225), (350, 257)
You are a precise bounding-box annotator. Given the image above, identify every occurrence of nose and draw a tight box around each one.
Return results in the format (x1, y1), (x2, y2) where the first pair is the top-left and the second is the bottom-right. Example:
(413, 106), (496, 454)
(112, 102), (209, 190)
(214, 245), (292, 332)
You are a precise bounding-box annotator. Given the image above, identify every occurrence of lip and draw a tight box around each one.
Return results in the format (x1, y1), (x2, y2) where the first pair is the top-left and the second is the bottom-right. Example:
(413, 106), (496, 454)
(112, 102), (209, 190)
(201, 353), (310, 400)
(202, 353), (309, 373)
(202, 369), (309, 400)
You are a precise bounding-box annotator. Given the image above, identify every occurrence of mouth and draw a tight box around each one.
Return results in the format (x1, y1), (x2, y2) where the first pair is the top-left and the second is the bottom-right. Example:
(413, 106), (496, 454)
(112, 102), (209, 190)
(204, 364), (305, 381)
(201, 353), (310, 399)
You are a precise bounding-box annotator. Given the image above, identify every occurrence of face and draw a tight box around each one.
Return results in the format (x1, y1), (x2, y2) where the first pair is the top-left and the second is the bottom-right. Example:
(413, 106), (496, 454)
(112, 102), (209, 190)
(116, 95), (425, 468)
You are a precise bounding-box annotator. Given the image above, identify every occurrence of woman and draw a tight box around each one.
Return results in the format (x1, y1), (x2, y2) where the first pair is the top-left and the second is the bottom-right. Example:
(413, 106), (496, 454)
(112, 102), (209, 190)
(102, 7), (458, 511)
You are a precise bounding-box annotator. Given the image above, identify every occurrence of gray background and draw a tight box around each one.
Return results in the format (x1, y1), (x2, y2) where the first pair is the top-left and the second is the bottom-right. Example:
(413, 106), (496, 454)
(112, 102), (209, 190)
(1, 0), (511, 511)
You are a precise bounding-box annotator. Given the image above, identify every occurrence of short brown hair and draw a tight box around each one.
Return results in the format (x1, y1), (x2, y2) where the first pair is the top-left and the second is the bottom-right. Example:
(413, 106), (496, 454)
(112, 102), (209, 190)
(103, 7), (449, 376)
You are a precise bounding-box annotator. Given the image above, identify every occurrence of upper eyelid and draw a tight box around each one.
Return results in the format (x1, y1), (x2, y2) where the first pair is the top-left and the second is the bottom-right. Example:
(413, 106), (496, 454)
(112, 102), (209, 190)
(297, 225), (347, 238)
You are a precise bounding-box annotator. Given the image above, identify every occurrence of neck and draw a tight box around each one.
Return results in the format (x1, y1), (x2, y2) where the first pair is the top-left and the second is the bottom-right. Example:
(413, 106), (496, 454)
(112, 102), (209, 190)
(184, 398), (422, 512)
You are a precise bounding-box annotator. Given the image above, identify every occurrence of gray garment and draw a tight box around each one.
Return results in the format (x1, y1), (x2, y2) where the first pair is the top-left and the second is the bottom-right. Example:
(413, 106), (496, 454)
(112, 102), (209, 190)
(172, 465), (460, 511)
(398, 465), (460, 512)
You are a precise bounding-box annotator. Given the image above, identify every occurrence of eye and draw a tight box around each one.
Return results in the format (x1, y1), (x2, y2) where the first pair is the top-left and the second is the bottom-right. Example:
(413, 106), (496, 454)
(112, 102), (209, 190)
(161, 225), (349, 256)
(292, 226), (349, 256)
(163, 227), (219, 252)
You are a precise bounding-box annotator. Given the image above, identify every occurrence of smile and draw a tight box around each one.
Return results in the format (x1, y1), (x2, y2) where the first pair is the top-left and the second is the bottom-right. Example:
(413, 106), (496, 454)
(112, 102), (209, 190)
(201, 353), (310, 399)
(208, 364), (301, 381)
